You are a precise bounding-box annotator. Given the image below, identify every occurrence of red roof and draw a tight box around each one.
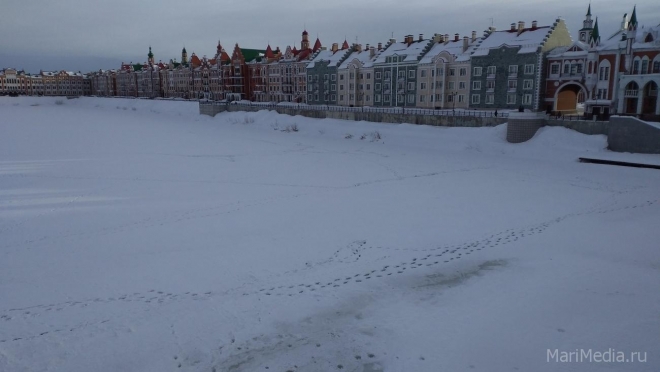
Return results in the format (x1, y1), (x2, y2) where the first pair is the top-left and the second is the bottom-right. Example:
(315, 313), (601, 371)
(265, 44), (275, 58)
(313, 38), (322, 52)
(342, 40), (349, 50)
(190, 54), (201, 67)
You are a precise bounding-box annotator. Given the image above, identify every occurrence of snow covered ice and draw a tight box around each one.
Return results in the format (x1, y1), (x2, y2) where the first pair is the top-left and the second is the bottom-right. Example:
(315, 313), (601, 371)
(1, 97), (659, 371)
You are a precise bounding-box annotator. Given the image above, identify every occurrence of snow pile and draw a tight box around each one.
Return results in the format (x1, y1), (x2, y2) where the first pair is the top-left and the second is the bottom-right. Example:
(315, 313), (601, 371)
(1, 97), (659, 372)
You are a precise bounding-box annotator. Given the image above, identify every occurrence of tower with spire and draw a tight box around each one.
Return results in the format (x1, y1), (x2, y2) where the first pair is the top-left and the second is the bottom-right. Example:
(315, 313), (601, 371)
(182, 47), (188, 65)
(301, 29), (310, 50)
(579, 4), (594, 42)
(148, 46), (154, 65)
(588, 17), (600, 47)
(625, 6), (638, 72)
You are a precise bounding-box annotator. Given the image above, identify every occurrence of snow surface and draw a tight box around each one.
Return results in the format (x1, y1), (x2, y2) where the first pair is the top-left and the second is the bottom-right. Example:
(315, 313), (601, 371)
(1, 96), (659, 372)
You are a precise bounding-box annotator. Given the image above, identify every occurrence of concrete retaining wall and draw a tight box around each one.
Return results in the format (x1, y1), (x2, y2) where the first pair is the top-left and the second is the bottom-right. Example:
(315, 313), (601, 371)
(608, 116), (660, 154)
(506, 112), (546, 143)
(545, 119), (609, 135)
(200, 103), (507, 128)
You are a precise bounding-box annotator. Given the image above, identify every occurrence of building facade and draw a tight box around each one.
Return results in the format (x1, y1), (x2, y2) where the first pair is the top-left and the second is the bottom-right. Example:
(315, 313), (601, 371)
(469, 19), (572, 111)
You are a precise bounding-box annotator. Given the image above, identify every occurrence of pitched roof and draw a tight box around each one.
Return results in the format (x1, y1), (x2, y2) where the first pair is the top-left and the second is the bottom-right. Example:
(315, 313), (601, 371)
(307, 48), (352, 68)
(373, 38), (431, 64)
(313, 38), (322, 52)
(418, 37), (479, 64)
(338, 49), (378, 69)
(471, 26), (552, 56)
(240, 48), (267, 62)
(589, 18), (600, 45)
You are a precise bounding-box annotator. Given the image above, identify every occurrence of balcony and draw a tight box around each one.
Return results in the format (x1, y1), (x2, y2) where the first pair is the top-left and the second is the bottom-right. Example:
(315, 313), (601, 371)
(624, 90), (639, 97)
(487, 74), (496, 79)
(508, 71), (518, 78)
(486, 88), (495, 93)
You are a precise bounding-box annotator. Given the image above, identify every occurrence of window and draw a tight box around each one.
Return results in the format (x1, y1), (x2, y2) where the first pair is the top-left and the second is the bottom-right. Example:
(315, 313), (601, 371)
(641, 60), (649, 74)
(331, 84), (336, 91)
(524, 64), (534, 74)
(359, 84), (363, 90)
(486, 94), (494, 104)
(420, 82), (427, 90)
(472, 81), (482, 90)
(487, 66), (496, 75)
(419, 95), (425, 102)
(437, 67), (444, 76)
(523, 80), (533, 90)
(447, 94), (454, 102)
(421, 70), (427, 78)
(398, 71), (405, 78)
(314, 94), (319, 101)
(375, 94), (381, 103)
(408, 94), (415, 103)
(339, 85), (344, 90)
(384, 71), (390, 79)
(308, 94), (313, 101)
(349, 72), (355, 79)
(324, 74), (329, 80)
(459, 68), (467, 76)
(523, 94), (532, 105)
(653, 61), (660, 73)
(564, 63), (570, 74)
(331, 74), (337, 81)
(457, 95), (464, 103)
(366, 95), (370, 102)
(473, 67), (482, 76)
(331, 94), (336, 101)
(632, 60), (640, 74)
(599, 66), (610, 80)
(367, 73), (371, 79)
(596, 89), (608, 99)
(508, 80), (517, 90)
(359, 73), (363, 79)
(507, 94), (517, 104)
(551, 64), (560, 75)
(408, 70), (415, 78)
(448, 82), (455, 89)
(576, 64), (583, 74)
(509, 65), (518, 75)
(459, 81), (466, 89)
(449, 68), (456, 76)
(308, 83), (313, 90)
(349, 94), (354, 100)
(471, 94), (480, 104)
(366, 84), (371, 90)
(340, 74), (345, 80)
(384, 94), (390, 102)
(486, 80), (495, 90)
(375, 83), (381, 91)
(376, 72), (381, 79)
(349, 84), (354, 90)
(407, 82), (415, 90)
(339, 95), (344, 101)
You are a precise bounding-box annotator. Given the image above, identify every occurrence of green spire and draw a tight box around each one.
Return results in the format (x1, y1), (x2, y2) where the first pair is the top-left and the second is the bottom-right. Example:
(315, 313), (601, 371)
(629, 5), (637, 27)
(589, 18), (600, 44)
(148, 46), (154, 58)
(587, 3), (591, 16)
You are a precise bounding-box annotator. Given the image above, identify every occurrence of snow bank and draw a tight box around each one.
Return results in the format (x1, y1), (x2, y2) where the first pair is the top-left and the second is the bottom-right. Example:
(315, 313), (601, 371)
(1, 97), (659, 372)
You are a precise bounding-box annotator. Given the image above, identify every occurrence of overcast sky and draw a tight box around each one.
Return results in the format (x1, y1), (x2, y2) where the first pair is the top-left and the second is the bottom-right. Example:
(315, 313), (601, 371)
(1, 0), (657, 74)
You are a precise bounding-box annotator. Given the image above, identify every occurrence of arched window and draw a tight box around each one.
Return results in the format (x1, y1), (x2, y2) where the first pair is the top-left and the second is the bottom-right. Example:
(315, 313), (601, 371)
(641, 57), (650, 74)
(632, 57), (641, 74)
(652, 56), (660, 74)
